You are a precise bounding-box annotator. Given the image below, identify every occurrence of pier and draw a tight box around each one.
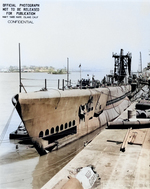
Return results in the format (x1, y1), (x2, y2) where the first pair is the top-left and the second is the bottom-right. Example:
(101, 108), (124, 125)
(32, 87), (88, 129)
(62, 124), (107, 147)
(42, 101), (150, 189)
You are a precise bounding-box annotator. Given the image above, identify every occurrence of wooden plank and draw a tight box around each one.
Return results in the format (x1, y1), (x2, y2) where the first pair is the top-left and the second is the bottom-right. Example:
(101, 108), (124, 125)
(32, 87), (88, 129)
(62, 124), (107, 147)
(120, 128), (131, 152)
(128, 129), (147, 145)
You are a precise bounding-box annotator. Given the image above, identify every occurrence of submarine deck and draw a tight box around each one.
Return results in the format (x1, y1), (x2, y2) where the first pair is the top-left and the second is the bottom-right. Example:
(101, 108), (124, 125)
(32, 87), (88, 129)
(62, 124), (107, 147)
(42, 102), (150, 189)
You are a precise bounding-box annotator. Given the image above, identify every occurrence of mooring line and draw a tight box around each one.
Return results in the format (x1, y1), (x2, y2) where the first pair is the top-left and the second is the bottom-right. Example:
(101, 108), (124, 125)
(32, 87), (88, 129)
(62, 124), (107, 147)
(0, 106), (16, 146)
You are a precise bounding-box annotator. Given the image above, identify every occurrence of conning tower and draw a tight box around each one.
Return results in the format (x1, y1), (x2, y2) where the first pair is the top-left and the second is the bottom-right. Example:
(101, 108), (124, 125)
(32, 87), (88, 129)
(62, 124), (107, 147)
(113, 49), (132, 83)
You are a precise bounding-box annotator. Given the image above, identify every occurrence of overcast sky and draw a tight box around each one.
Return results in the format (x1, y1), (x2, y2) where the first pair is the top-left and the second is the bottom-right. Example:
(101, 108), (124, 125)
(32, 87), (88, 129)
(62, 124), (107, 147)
(0, 0), (150, 73)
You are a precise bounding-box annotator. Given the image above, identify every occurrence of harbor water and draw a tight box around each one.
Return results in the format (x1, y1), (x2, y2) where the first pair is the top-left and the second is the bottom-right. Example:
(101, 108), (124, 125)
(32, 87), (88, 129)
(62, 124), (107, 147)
(0, 71), (105, 189)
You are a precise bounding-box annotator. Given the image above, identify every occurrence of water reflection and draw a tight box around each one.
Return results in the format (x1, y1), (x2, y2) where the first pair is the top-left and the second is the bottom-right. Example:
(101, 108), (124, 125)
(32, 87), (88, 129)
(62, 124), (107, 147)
(32, 128), (103, 188)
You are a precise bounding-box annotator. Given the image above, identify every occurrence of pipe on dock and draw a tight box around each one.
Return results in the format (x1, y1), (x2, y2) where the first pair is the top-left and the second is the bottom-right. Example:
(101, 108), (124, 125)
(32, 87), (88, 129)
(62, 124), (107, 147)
(136, 103), (150, 110)
(108, 120), (150, 126)
(136, 110), (150, 118)
(136, 110), (146, 118)
(128, 110), (134, 119)
(107, 120), (150, 129)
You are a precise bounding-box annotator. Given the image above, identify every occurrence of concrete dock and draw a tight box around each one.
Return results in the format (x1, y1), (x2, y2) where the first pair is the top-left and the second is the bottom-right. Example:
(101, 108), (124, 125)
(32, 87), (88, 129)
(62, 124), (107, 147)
(42, 102), (150, 189)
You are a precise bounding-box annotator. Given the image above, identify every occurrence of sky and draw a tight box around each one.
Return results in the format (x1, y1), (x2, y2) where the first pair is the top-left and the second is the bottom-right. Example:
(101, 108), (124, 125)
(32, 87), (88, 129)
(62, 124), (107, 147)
(0, 0), (150, 73)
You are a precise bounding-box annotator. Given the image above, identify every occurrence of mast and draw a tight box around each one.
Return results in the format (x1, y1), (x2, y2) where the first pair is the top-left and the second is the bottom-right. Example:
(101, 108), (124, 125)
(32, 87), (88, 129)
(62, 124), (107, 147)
(79, 63), (82, 89)
(67, 57), (69, 87)
(139, 52), (142, 73)
(19, 43), (21, 93)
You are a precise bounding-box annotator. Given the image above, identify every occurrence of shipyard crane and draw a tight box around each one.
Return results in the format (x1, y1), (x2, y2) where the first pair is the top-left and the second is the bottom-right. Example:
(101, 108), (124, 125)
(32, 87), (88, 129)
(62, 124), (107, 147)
(113, 49), (132, 83)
